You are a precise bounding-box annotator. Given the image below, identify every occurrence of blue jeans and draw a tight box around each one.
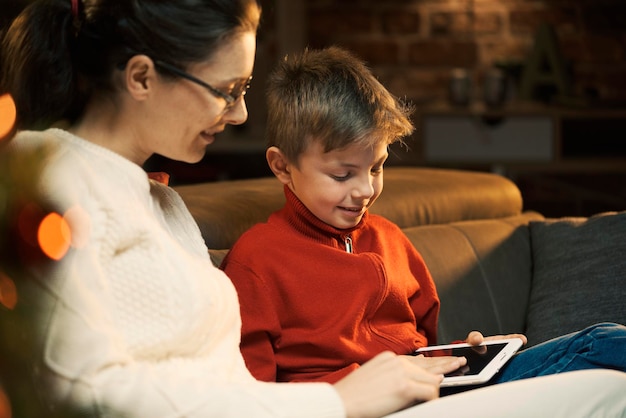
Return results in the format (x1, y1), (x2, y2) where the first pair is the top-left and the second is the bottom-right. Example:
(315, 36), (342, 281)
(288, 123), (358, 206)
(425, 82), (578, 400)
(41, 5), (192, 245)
(442, 322), (626, 396)
(493, 322), (626, 383)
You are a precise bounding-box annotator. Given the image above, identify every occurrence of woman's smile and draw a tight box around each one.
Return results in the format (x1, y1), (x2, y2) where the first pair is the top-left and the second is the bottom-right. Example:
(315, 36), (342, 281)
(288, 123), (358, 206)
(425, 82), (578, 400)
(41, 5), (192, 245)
(200, 130), (216, 144)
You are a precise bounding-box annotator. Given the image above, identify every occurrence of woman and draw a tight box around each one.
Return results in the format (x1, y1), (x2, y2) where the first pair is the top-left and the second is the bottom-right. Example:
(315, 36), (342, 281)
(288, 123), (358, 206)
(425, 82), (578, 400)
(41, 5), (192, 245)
(1, 0), (624, 417)
(0, 0), (454, 416)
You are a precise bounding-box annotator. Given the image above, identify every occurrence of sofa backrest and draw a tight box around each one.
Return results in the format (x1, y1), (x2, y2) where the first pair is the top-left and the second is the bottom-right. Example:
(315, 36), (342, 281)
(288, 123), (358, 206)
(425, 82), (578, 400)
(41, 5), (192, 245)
(175, 167), (525, 249)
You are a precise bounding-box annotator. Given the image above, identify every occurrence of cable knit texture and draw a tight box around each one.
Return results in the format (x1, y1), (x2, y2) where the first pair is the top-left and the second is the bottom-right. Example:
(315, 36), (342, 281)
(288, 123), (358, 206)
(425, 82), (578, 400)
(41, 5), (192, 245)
(8, 129), (345, 418)
(222, 186), (440, 383)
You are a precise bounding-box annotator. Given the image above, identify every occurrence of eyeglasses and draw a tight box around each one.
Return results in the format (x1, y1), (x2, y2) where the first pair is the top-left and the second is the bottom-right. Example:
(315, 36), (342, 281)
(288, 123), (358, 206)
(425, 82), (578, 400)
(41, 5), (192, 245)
(154, 59), (252, 110)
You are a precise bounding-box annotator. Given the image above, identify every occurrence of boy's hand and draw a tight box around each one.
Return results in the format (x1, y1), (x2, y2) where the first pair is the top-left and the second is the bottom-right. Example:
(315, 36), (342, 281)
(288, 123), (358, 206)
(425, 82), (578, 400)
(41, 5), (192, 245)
(465, 330), (528, 347)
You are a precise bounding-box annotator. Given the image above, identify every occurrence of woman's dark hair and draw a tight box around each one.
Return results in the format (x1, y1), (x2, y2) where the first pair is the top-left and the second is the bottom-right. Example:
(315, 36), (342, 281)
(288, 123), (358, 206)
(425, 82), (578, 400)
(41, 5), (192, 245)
(0, 0), (261, 130)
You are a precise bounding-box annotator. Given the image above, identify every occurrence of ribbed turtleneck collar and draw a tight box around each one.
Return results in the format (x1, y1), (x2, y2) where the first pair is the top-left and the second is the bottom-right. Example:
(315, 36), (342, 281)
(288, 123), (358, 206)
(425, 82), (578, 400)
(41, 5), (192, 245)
(280, 185), (367, 242)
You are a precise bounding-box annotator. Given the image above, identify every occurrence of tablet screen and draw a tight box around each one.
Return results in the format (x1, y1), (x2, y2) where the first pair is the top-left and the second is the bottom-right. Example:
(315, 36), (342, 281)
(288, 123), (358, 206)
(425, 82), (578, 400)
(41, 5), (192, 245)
(418, 342), (508, 377)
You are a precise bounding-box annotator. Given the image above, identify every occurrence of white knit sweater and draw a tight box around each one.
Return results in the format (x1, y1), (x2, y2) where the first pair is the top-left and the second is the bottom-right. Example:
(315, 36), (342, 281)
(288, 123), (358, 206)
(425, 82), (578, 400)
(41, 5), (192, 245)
(10, 129), (344, 417)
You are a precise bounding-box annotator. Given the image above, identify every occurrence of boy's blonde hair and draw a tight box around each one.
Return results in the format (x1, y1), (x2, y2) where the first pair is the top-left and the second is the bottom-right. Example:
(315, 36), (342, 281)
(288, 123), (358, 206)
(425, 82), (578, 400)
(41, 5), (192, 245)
(265, 46), (414, 164)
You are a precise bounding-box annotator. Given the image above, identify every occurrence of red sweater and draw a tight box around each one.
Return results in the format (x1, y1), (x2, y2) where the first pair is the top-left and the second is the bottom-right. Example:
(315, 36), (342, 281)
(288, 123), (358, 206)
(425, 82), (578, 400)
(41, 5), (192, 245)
(221, 186), (440, 383)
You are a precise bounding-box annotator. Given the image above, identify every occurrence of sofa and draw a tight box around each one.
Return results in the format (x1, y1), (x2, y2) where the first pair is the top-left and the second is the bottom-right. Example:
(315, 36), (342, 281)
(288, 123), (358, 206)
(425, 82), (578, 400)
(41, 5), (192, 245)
(174, 166), (626, 348)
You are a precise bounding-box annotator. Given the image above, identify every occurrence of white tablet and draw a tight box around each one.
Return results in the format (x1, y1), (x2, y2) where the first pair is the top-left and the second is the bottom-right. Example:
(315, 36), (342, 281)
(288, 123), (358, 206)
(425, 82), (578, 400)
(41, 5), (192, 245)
(413, 338), (523, 387)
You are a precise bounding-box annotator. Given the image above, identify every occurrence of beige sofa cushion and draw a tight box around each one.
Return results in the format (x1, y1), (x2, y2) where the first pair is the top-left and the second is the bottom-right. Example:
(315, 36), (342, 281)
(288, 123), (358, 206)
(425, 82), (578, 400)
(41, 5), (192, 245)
(404, 212), (543, 344)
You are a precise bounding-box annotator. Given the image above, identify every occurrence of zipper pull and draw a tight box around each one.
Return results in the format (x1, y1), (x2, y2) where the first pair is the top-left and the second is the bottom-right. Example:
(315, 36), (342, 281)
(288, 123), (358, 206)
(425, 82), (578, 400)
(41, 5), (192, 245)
(343, 235), (353, 254)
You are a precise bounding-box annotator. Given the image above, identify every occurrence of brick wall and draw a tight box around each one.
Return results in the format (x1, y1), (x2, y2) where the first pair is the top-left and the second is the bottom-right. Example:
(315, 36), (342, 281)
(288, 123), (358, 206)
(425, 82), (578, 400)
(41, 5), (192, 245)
(301, 0), (626, 106)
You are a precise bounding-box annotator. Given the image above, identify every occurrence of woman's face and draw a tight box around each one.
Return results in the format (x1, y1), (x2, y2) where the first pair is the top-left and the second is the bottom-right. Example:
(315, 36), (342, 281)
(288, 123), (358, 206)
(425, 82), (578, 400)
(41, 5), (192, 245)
(143, 32), (257, 164)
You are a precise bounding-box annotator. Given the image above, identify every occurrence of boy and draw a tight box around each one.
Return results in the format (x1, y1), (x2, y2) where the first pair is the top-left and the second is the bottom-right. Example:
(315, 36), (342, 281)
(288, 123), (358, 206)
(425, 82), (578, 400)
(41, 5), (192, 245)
(221, 46), (626, 385)
(222, 46), (445, 383)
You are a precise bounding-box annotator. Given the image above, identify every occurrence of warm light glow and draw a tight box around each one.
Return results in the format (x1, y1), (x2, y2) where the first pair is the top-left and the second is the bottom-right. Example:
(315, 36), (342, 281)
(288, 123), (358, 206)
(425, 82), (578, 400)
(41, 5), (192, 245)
(64, 204), (91, 249)
(17, 203), (44, 247)
(37, 212), (71, 261)
(0, 385), (11, 418)
(0, 271), (17, 310)
(0, 94), (17, 140)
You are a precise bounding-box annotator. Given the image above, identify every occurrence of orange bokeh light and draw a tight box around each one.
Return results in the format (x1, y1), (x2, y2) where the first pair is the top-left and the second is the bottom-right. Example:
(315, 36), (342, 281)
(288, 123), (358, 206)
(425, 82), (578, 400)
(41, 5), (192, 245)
(0, 385), (11, 418)
(0, 94), (17, 140)
(37, 212), (72, 261)
(0, 271), (17, 310)
(17, 203), (45, 248)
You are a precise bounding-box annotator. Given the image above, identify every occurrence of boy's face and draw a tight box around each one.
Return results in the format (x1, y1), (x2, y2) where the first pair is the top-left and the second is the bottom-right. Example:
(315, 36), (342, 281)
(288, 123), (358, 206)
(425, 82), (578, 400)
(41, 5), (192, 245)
(287, 139), (388, 229)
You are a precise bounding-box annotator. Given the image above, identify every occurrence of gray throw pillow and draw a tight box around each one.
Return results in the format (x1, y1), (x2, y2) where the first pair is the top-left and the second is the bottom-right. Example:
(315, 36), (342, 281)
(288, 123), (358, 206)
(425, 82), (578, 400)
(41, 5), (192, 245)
(525, 211), (626, 347)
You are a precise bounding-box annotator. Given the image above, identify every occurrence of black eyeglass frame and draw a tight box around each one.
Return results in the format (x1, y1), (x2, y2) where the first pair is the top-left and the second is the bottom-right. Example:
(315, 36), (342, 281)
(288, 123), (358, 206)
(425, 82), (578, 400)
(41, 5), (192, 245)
(153, 59), (252, 108)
